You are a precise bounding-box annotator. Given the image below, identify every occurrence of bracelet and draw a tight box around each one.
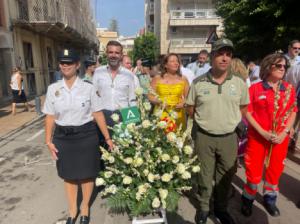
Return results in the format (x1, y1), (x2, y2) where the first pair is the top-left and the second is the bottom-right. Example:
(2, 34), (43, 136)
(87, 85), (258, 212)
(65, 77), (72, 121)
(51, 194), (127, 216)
(45, 142), (52, 146)
(105, 138), (111, 142)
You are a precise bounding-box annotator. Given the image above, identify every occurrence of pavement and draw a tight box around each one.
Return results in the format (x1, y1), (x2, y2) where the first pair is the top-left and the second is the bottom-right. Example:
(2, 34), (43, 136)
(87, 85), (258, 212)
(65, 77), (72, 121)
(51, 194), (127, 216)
(0, 98), (300, 224)
(0, 95), (45, 138)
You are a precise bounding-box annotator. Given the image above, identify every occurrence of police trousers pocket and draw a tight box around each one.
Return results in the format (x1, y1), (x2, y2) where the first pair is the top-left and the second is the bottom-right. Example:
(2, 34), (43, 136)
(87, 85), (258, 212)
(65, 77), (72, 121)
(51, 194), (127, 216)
(235, 120), (248, 139)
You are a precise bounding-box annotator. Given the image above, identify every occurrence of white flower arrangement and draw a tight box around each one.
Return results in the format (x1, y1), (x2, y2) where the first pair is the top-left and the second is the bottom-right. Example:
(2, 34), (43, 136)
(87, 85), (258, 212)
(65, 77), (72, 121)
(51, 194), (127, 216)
(98, 87), (200, 217)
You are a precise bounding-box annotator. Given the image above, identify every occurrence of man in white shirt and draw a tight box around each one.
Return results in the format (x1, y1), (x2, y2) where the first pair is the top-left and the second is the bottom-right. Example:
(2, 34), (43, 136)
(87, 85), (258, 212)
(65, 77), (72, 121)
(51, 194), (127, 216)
(247, 61), (261, 84)
(93, 41), (136, 134)
(285, 40), (300, 67)
(122, 55), (140, 90)
(187, 49), (211, 77)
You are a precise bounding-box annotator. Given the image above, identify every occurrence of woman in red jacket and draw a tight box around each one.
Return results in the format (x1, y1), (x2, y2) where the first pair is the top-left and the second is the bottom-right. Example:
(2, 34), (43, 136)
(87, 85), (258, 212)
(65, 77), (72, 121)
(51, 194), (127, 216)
(241, 53), (297, 217)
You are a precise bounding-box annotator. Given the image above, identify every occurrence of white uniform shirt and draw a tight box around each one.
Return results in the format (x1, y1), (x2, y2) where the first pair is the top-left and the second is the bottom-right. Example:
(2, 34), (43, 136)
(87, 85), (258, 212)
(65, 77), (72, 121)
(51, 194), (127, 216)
(42, 77), (103, 126)
(93, 65), (136, 111)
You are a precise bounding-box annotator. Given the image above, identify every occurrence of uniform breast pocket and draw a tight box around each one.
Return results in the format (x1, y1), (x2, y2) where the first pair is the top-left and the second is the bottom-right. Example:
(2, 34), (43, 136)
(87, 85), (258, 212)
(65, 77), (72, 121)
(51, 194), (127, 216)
(74, 97), (91, 111)
(253, 95), (268, 109)
(53, 97), (66, 113)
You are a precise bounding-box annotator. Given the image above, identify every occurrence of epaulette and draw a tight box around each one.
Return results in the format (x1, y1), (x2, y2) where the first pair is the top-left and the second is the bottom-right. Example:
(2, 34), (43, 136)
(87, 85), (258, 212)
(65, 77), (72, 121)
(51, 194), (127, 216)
(83, 80), (93, 84)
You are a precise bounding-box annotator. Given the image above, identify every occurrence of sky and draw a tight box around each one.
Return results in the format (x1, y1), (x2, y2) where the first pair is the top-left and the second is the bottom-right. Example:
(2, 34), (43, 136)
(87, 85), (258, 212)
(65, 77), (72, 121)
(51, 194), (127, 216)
(92, 0), (145, 36)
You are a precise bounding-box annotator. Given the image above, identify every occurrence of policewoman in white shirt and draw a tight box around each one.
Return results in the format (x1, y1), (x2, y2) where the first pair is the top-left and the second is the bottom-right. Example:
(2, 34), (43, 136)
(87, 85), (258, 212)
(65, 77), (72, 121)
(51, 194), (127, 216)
(43, 49), (113, 224)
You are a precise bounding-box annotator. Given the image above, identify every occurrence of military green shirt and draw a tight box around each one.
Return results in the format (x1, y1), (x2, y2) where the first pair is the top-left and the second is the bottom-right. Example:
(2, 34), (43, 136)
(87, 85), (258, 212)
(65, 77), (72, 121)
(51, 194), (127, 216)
(186, 71), (249, 135)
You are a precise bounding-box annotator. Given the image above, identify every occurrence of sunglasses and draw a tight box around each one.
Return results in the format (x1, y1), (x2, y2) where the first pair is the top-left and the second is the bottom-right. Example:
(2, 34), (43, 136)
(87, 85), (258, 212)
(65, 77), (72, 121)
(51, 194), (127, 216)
(272, 63), (288, 70)
(59, 61), (75, 65)
(292, 47), (300, 50)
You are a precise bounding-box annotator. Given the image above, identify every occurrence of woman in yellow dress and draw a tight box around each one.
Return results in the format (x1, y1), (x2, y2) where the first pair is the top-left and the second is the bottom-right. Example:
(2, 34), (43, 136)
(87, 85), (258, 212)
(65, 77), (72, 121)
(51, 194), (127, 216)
(148, 53), (189, 131)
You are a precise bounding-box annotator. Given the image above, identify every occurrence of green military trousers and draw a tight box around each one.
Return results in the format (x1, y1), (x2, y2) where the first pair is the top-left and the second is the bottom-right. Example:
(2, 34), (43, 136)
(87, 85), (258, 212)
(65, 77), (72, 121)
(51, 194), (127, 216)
(193, 128), (238, 212)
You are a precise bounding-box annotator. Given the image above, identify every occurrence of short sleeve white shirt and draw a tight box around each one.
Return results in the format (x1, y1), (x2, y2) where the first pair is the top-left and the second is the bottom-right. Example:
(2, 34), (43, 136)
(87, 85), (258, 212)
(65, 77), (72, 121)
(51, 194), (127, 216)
(42, 77), (103, 126)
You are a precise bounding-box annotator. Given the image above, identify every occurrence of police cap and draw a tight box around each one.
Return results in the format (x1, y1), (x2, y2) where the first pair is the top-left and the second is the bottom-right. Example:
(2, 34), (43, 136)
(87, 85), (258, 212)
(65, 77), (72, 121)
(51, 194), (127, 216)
(84, 58), (96, 67)
(58, 48), (80, 63)
(211, 38), (234, 52)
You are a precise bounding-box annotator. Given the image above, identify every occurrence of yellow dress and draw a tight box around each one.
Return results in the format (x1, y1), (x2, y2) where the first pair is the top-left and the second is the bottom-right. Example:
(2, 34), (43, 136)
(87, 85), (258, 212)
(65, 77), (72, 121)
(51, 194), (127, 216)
(155, 81), (186, 130)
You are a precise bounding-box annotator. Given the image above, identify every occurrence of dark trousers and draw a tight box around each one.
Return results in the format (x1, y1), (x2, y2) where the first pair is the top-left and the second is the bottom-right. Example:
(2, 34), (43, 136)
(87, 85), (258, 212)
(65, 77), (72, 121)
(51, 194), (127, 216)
(192, 125), (238, 212)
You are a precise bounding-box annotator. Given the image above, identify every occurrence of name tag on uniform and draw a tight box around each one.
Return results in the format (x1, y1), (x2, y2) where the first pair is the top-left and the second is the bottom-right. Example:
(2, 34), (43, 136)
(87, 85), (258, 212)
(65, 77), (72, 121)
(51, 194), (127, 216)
(258, 95), (267, 100)
(119, 106), (141, 124)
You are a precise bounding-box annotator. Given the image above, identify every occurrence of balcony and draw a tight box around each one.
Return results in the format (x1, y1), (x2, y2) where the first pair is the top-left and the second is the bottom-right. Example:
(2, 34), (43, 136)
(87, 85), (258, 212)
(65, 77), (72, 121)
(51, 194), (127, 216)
(169, 38), (211, 54)
(149, 2), (154, 15)
(12, 0), (98, 49)
(170, 9), (221, 26)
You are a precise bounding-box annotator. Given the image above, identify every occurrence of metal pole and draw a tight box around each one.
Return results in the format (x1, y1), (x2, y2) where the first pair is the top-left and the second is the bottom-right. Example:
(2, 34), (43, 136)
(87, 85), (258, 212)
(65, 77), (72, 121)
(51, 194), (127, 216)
(35, 95), (42, 115)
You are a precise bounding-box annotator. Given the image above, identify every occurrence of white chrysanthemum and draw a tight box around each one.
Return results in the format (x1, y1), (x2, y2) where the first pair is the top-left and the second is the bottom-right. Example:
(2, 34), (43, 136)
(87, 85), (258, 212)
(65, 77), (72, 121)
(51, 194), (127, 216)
(147, 173), (155, 183)
(143, 169), (149, 176)
(136, 192), (142, 201)
(182, 171), (191, 180)
(108, 156), (115, 164)
(161, 153), (170, 162)
(142, 120), (151, 128)
(167, 132), (177, 142)
(127, 123), (136, 132)
(135, 87), (144, 96)
(138, 184), (148, 194)
(192, 165), (201, 173)
(102, 151), (110, 161)
(152, 197), (161, 208)
(95, 178), (106, 186)
(107, 184), (117, 194)
(176, 163), (186, 174)
(143, 102), (152, 111)
(176, 137), (184, 149)
(111, 113), (120, 122)
(159, 188), (168, 200)
(183, 145), (193, 155)
(156, 147), (162, 154)
(104, 171), (113, 178)
(161, 173), (172, 182)
(157, 121), (167, 129)
(124, 157), (133, 164)
(133, 157), (143, 167)
(172, 155), (180, 164)
(122, 176), (132, 185)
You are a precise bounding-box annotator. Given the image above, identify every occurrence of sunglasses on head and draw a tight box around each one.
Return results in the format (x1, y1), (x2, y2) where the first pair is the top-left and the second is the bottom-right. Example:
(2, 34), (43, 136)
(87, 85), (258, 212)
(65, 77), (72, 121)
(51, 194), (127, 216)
(59, 61), (75, 65)
(272, 63), (288, 70)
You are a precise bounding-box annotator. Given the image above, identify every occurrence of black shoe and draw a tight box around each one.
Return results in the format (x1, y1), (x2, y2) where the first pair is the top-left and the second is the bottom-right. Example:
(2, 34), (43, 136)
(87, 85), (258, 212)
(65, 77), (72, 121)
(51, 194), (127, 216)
(195, 211), (209, 224)
(66, 217), (75, 224)
(263, 202), (280, 217)
(214, 211), (236, 224)
(263, 194), (280, 217)
(241, 195), (254, 217)
(80, 216), (90, 224)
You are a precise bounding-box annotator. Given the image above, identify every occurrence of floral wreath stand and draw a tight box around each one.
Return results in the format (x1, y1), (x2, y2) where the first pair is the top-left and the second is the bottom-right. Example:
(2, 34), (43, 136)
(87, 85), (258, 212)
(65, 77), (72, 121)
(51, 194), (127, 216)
(132, 208), (168, 224)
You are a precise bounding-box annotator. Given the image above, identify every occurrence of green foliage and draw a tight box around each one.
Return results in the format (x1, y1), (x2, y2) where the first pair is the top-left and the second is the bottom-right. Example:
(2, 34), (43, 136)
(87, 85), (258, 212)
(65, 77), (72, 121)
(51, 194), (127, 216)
(132, 32), (159, 65)
(107, 190), (128, 214)
(165, 190), (180, 211)
(216, 0), (300, 61)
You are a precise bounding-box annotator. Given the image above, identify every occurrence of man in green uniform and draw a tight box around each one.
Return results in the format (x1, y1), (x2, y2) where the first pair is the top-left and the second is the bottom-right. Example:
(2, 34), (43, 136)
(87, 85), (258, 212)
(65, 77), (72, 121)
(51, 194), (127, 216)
(186, 38), (249, 224)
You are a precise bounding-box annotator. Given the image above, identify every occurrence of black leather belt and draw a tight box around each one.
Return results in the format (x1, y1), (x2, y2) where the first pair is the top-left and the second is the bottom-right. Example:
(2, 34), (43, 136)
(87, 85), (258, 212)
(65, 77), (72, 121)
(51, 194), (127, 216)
(196, 123), (234, 137)
(55, 121), (95, 135)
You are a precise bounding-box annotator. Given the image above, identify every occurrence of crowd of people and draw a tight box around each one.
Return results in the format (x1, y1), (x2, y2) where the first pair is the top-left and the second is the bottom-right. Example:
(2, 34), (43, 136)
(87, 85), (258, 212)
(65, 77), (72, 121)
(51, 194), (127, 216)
(40, 38), (300, 224)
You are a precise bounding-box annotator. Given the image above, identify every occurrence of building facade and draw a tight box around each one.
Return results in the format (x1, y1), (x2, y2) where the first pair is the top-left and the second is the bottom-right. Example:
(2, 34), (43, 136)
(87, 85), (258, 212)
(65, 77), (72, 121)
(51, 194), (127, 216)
(96, 28), (118, 55)
(117, 35), (136, 55)
(145, 0), (223, 64)
(0, 0), (98, 100)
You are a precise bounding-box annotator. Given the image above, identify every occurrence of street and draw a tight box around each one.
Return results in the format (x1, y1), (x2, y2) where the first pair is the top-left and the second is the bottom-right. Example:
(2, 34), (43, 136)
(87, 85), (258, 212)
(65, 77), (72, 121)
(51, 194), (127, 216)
(0, 118), (300, 224)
